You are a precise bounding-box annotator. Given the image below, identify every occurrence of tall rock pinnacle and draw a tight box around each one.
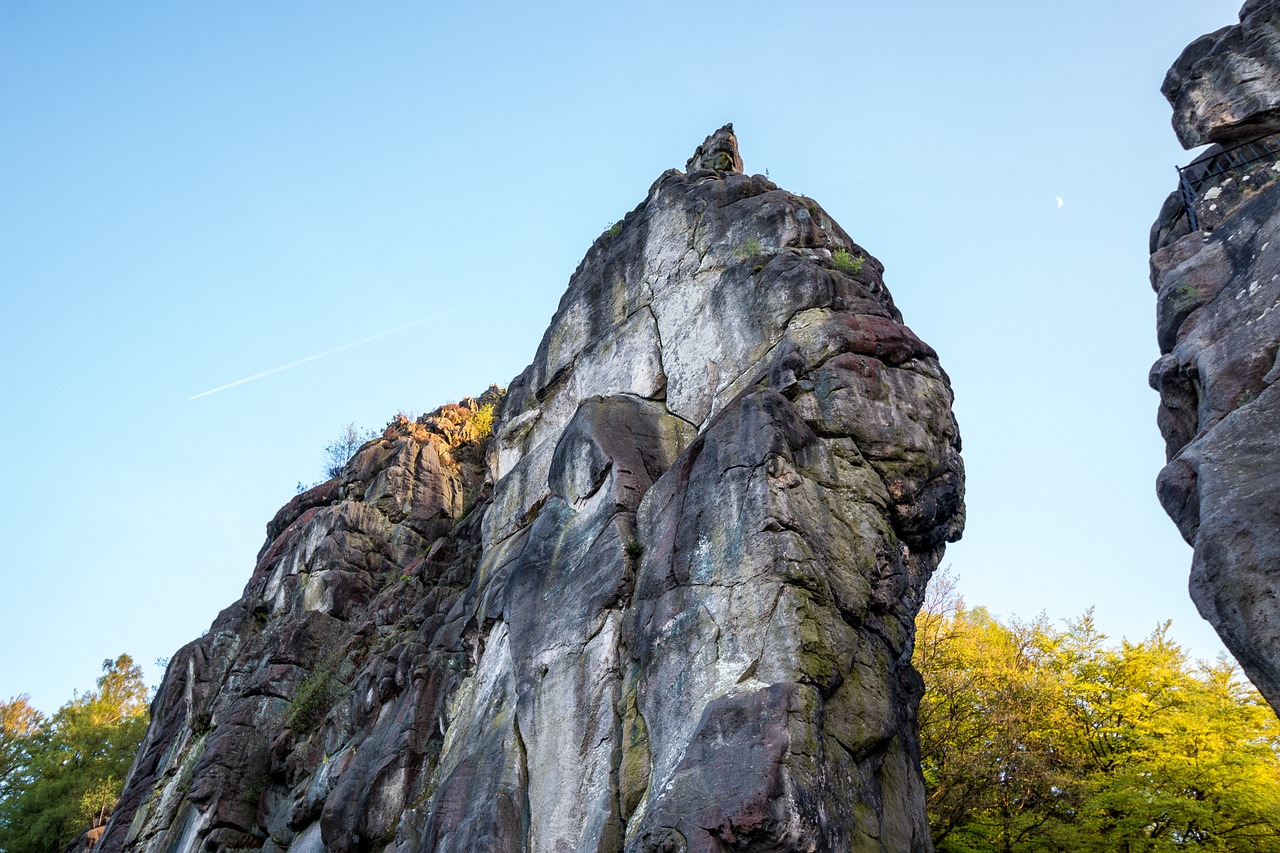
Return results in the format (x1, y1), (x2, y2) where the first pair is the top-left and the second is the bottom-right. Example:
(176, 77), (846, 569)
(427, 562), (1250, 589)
(684, 123), (744, 173)
(97, 128), (965, 852)
(1150, 1), (1280, 715)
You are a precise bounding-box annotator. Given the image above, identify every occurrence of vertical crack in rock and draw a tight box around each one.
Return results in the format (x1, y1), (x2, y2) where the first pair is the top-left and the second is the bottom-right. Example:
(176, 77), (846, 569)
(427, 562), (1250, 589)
(1152, 2), (1280, 714)
(97, 126), (964, 852)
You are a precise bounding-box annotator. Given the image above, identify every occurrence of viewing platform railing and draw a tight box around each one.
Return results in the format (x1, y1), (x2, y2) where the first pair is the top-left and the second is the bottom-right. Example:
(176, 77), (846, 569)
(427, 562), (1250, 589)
(1177, 131), (1280, 231)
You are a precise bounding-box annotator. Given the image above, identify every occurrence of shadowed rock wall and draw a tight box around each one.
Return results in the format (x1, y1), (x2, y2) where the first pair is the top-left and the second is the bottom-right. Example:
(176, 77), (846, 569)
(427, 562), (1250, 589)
(98, 126), (964, 852)
(1151, 1), (1280, 714)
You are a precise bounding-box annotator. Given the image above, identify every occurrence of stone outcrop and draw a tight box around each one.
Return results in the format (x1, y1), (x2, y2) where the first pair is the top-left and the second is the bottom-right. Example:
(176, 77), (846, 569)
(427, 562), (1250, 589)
(1151, 3), (1280, 715)
(1163, 0), (1280, 148)
(97, 125), (964, 852)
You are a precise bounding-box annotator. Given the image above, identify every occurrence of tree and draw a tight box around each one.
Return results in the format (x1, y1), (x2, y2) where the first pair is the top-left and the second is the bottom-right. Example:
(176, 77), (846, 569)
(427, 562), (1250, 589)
(0, 656), (149, 853)
(323, 422), (373, 479)
(1054, 621), (1280, 850)
(916, 589), (1081, 850)
(915, 572), (1280, 851)
(0, 697), (44, 800)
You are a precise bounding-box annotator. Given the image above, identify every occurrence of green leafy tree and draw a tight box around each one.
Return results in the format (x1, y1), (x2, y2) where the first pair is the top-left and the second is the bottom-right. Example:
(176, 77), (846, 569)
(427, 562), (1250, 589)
(1053, 619), (1280, 850)
(916, 572), (1280, 851)
(0, 655), (149, 853)
(0, 697), (44, 801)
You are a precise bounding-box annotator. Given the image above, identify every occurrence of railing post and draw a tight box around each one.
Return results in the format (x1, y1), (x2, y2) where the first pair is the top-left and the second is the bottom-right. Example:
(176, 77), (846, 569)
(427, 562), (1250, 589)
(1178, 166), (1200, 232)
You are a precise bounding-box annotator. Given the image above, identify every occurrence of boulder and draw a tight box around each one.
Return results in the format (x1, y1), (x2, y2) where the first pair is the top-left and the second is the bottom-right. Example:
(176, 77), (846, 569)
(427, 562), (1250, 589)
(1163, 0), (1280, 147)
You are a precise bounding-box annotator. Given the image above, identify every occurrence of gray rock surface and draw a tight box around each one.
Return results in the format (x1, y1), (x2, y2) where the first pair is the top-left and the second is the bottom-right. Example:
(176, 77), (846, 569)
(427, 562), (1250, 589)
(97, 126), (964, 852)
(1152, 3), (1280, 715)
(1163, 0), (1280, 148)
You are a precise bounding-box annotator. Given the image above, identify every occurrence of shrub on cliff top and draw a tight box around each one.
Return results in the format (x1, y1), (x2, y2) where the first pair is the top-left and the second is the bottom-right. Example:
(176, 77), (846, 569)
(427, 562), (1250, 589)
(323, 423), (376, 479)
(472, 403), (495, 439)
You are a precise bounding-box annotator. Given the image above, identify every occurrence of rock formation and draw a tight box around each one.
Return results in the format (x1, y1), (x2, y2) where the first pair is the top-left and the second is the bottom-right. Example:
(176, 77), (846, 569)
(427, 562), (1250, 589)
(1150, 1), (1280, 714)
(1162, 0), (1280, 149)
(96, 125), (965, 852)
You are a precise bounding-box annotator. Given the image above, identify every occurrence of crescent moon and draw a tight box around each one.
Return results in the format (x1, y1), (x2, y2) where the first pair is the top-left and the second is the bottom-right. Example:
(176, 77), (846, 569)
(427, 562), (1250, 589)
(1056, 197), (1064, 208)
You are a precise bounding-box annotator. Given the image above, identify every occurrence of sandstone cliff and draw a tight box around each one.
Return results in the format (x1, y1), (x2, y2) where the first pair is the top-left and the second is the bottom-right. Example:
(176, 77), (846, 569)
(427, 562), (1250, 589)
(97, 126), (965, 852)
(1150, 0), (1280, 714)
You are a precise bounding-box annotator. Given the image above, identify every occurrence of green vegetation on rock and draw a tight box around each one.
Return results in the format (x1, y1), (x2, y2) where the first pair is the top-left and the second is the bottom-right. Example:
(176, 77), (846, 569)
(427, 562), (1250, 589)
(1171, 281), (1201, 311)
(287, 665), (338, 733)
(733, 237), (762, 259)
(833, 248), (864, 276)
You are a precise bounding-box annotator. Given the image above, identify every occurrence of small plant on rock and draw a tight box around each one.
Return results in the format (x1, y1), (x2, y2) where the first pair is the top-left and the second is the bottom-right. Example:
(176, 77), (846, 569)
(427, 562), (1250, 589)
(1172, 282), (1201, 311)
(287, 667), (337, 733)
(734, 237), (762, 259)
(833, 248), (864, 276)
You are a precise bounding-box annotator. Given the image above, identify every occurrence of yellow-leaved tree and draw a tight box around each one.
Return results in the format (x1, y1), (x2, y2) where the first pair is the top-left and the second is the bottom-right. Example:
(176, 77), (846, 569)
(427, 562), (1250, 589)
(915, 570), (1280, 851)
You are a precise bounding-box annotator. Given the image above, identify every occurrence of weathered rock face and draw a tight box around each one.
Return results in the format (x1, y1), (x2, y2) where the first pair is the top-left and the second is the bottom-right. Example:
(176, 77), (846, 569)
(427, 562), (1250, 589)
(99, 125), (965, 852)
(95, 400), (498, 853)
(1163, 0), (1280, 148)
(1151, 5), (1280, 715)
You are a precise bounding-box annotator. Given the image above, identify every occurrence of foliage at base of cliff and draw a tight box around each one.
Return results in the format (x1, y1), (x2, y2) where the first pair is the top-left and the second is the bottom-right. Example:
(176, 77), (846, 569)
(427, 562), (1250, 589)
(916, 571), (1280, 852)
(0, 656), (149, 853)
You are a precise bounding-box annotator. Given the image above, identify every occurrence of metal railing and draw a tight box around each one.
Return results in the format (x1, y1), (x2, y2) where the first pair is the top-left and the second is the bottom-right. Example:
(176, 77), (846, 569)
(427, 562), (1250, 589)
(1176, 131), (1280, 231)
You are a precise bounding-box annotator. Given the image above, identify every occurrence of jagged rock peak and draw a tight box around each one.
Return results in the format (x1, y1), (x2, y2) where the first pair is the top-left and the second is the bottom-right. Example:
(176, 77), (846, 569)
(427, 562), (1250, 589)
(1163, 0), (1280, 147)
(96, 128), (964, 852)
(685, 122), (744, 173)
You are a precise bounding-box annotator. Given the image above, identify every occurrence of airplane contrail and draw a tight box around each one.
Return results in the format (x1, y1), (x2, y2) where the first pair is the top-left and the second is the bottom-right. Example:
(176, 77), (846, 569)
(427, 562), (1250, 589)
(187, 308), (469, 400)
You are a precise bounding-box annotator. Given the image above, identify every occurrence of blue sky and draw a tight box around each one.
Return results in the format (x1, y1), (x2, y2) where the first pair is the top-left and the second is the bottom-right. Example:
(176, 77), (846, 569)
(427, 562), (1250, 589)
(0, 1), (1245, 712)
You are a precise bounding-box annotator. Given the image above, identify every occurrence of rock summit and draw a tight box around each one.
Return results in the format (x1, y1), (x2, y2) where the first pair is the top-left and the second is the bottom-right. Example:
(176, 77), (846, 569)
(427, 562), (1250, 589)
(97, 126), (965, 852)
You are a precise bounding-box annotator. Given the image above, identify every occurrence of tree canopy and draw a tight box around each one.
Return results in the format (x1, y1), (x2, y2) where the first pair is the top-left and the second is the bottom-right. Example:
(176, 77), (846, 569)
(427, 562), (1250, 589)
(915, 571), (1280, 851)
(0, 699), (43, 804)
(0, 655), (149, 853)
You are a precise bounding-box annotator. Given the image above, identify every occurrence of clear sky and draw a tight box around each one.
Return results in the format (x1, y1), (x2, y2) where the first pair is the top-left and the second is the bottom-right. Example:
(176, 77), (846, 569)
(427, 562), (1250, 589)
(0, 1), (1247, 713)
